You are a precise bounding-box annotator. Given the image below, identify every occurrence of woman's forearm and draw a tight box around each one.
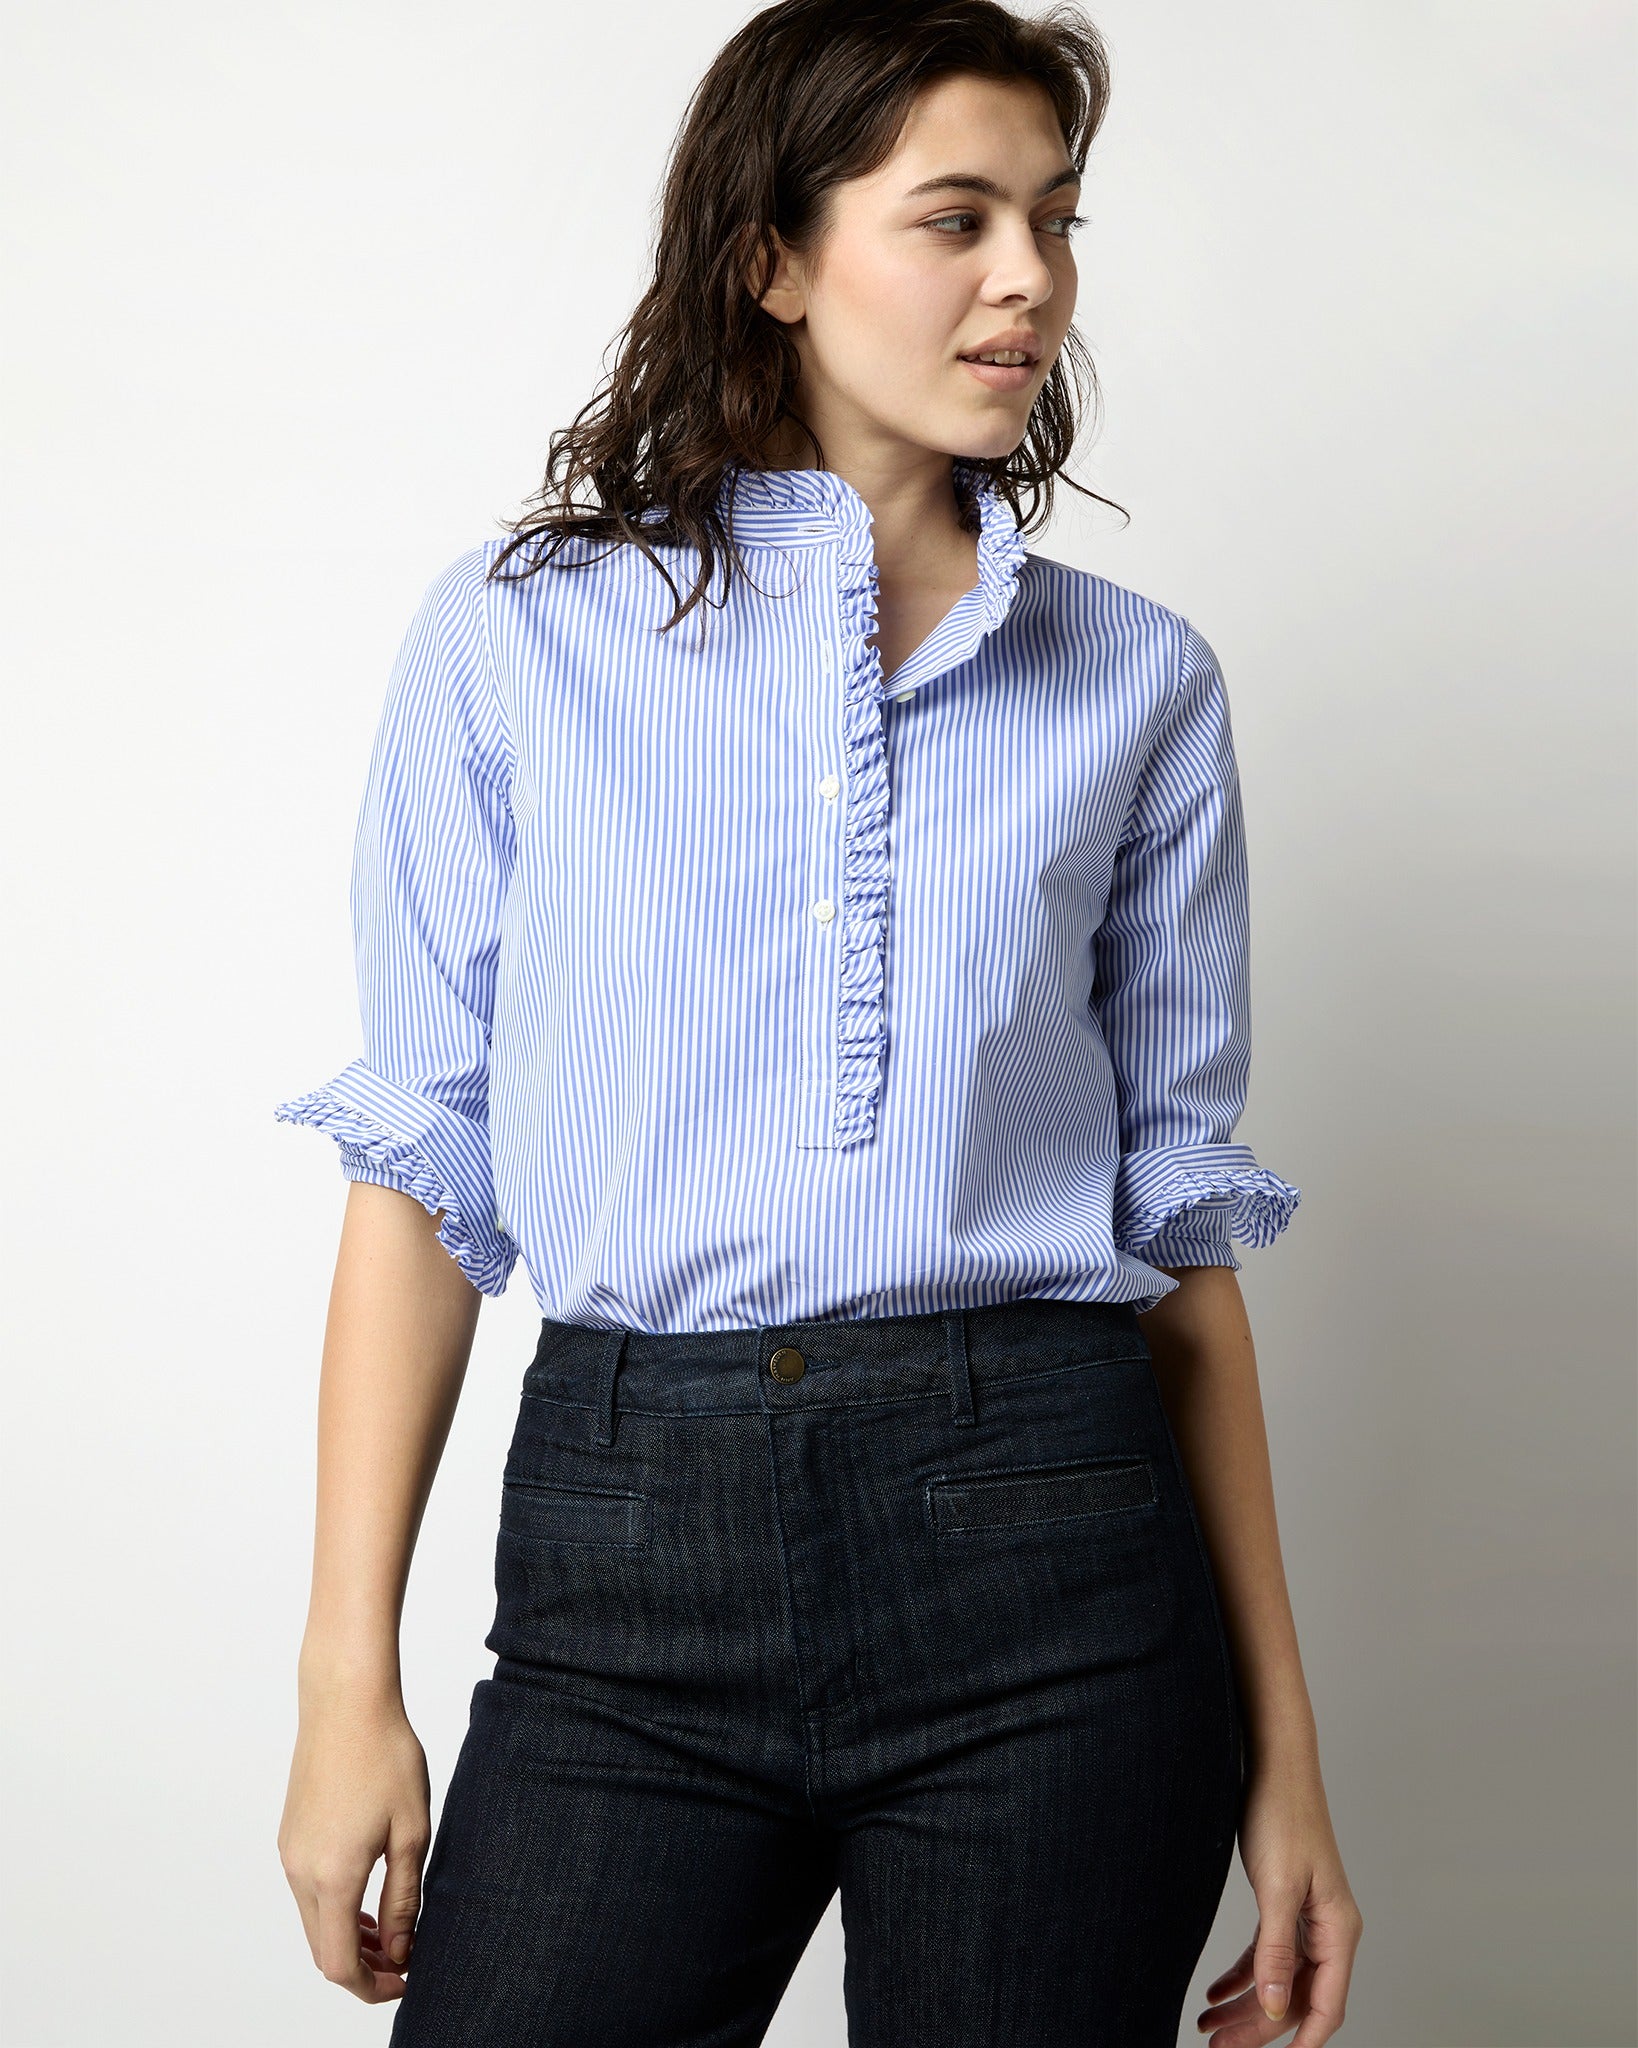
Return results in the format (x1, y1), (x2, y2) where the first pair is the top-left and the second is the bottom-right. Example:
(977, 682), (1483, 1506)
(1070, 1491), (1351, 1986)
(1139, 1264), (1319, 1769)
(296, 1181), (483, 1706)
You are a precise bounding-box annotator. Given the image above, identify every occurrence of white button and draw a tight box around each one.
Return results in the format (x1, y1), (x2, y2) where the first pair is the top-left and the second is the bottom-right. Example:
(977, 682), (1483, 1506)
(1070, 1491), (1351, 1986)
(817, 772), (839, 800)
(812, 898), (836, 924)
(892, 688), (914, 703)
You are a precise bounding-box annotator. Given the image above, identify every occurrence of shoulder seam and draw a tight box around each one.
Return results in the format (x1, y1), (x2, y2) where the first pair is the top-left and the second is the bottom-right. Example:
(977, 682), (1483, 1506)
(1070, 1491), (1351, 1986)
(1167, 613), (1199, 722)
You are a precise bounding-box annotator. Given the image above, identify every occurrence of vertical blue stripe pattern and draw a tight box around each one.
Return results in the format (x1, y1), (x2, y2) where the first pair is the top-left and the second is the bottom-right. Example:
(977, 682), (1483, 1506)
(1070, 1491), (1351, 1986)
(274, 460), (1300, 1327)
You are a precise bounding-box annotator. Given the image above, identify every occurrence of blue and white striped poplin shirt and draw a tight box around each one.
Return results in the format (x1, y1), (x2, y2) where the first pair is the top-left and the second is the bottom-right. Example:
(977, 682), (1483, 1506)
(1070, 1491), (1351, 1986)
(275, 459), (1300, 1329)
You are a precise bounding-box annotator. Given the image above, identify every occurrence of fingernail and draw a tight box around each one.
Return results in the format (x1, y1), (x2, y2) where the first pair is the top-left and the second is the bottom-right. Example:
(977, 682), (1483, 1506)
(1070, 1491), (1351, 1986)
(1263, 1983), (1289, 2019)
(390, 1933), (412, 1963)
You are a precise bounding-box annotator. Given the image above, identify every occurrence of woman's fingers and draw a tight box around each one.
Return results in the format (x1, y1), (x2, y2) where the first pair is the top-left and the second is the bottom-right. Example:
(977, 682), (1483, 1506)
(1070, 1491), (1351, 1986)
(307, 1884), (413, 1998)
(289, 1882), (324, 1975)
(279, 1703), (431, 2003)
(1285, 1964), (1346, 2047)
(314, 1870), (381, 1998)
(1199, 1890), (1363, 2047)
(375, 1807), (430, 1968)
(357, 1908), (395, 1972)
(1252, 1884), (1308, 2024)
(1284, 1893), (1364, 2047)
(1201, 1936), (1257, 2008)
(1197, 1985), (1275, 2041)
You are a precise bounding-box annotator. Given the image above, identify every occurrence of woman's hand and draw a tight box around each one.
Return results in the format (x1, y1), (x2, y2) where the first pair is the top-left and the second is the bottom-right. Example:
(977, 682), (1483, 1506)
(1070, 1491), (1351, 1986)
(276, 1189), (480, 1999)
(1195, 1752), (1364, 2045)
(278, 1672), (433, 2002)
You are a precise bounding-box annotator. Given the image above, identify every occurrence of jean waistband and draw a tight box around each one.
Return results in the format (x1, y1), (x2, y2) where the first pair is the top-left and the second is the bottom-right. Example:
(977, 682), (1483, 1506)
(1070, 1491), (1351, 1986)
(523, 1296), (1150, 1441)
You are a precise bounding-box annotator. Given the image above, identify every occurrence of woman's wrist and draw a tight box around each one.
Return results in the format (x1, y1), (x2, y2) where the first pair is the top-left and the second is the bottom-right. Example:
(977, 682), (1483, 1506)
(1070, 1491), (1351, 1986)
(297, 1631), (404, 1710)
(1242, 1690), (1323, 1776)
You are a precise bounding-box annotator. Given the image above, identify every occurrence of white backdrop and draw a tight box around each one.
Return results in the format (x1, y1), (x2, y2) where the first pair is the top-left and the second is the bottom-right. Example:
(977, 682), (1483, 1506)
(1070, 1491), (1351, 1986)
(3, 3), (1633, 2042)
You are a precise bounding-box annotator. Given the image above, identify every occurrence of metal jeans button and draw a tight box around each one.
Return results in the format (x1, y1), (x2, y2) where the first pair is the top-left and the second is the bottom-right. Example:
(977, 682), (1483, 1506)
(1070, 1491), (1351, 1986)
(768, 1346), (806, 1383)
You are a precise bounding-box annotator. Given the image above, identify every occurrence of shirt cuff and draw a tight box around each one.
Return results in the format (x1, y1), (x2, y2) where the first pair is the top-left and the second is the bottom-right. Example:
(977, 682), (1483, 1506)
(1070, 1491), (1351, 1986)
(275, 1057), (515, 1297)
(1137, 1194), (1245, 1270)
(1112, 1142), (1301, 1260)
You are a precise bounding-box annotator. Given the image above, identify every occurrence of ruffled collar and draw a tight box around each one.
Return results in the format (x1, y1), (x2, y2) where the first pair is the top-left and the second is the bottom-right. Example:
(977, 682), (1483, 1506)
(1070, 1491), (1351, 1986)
(714, 458), (1028, 634)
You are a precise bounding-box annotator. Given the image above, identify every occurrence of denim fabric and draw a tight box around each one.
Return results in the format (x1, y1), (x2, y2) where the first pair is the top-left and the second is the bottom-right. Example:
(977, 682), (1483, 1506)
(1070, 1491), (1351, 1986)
(389, 1296), (1245, 2046)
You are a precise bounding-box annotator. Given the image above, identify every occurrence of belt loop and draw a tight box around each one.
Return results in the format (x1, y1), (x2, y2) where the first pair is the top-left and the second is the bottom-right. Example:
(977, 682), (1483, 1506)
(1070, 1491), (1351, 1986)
(590, 1328), (629, 1446)
(946, 1309), (975, 1427)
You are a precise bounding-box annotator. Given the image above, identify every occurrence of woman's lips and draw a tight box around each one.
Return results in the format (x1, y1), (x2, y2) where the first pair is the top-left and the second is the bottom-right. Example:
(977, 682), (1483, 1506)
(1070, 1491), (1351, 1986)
(958, 355), (1037, 391)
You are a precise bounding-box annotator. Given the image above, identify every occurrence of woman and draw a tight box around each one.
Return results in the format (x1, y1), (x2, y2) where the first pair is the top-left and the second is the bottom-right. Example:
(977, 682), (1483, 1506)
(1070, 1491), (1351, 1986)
(275, 2), (1363, 2041)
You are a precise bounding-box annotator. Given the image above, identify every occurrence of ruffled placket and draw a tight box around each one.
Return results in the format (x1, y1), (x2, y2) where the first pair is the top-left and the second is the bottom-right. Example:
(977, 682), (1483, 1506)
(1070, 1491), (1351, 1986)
(718, 459), (1028, 1149)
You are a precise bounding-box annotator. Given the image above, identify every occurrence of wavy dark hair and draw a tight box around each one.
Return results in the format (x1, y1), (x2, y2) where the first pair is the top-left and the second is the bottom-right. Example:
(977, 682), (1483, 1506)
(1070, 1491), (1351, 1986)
(487, 0), (1123, 631)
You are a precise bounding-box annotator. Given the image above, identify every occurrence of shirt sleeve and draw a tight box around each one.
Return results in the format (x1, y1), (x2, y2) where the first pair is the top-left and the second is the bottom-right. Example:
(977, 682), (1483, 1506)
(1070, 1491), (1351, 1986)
(1090, 618), (1301, 1273)
(273, 545), (518, 1298)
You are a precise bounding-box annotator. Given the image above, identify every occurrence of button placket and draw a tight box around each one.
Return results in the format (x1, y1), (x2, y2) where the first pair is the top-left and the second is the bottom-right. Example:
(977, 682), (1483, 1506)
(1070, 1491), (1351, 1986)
(743, 458), (1028, 1152)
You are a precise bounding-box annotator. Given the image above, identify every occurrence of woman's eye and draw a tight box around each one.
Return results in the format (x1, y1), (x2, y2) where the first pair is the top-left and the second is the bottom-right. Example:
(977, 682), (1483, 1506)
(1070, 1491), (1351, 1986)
(922, 211), (1088, 239)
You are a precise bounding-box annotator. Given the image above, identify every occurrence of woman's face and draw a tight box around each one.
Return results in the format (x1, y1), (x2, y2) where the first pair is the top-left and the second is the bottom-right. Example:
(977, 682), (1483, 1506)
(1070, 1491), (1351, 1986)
(760, 71), (1082, 469)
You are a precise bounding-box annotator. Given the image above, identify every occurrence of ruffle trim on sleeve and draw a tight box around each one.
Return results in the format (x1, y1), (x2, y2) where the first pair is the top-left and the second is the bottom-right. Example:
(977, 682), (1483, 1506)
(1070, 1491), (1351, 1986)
(1112, 1142), (1302, 1258)
(274, 1060), (515, 1298)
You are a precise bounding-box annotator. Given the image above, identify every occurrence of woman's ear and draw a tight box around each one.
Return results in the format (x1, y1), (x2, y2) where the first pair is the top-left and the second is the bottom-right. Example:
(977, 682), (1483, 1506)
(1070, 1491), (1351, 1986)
(743, 224), (806, 326)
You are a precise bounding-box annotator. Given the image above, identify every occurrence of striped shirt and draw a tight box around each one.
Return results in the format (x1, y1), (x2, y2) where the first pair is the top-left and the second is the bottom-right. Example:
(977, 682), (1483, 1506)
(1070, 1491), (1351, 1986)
(274, 459), (1300, 1329)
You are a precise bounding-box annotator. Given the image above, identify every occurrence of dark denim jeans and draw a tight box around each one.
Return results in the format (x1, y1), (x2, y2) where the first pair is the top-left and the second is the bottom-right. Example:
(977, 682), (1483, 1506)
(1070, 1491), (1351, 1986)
(389, 1295), (1245, 2046)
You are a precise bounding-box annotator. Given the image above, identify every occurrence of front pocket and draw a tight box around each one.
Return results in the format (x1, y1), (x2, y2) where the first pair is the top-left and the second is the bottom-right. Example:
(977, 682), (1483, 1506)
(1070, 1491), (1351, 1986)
(499, 1477), (650, 1549)
(926, 1455), (1156, 1536)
